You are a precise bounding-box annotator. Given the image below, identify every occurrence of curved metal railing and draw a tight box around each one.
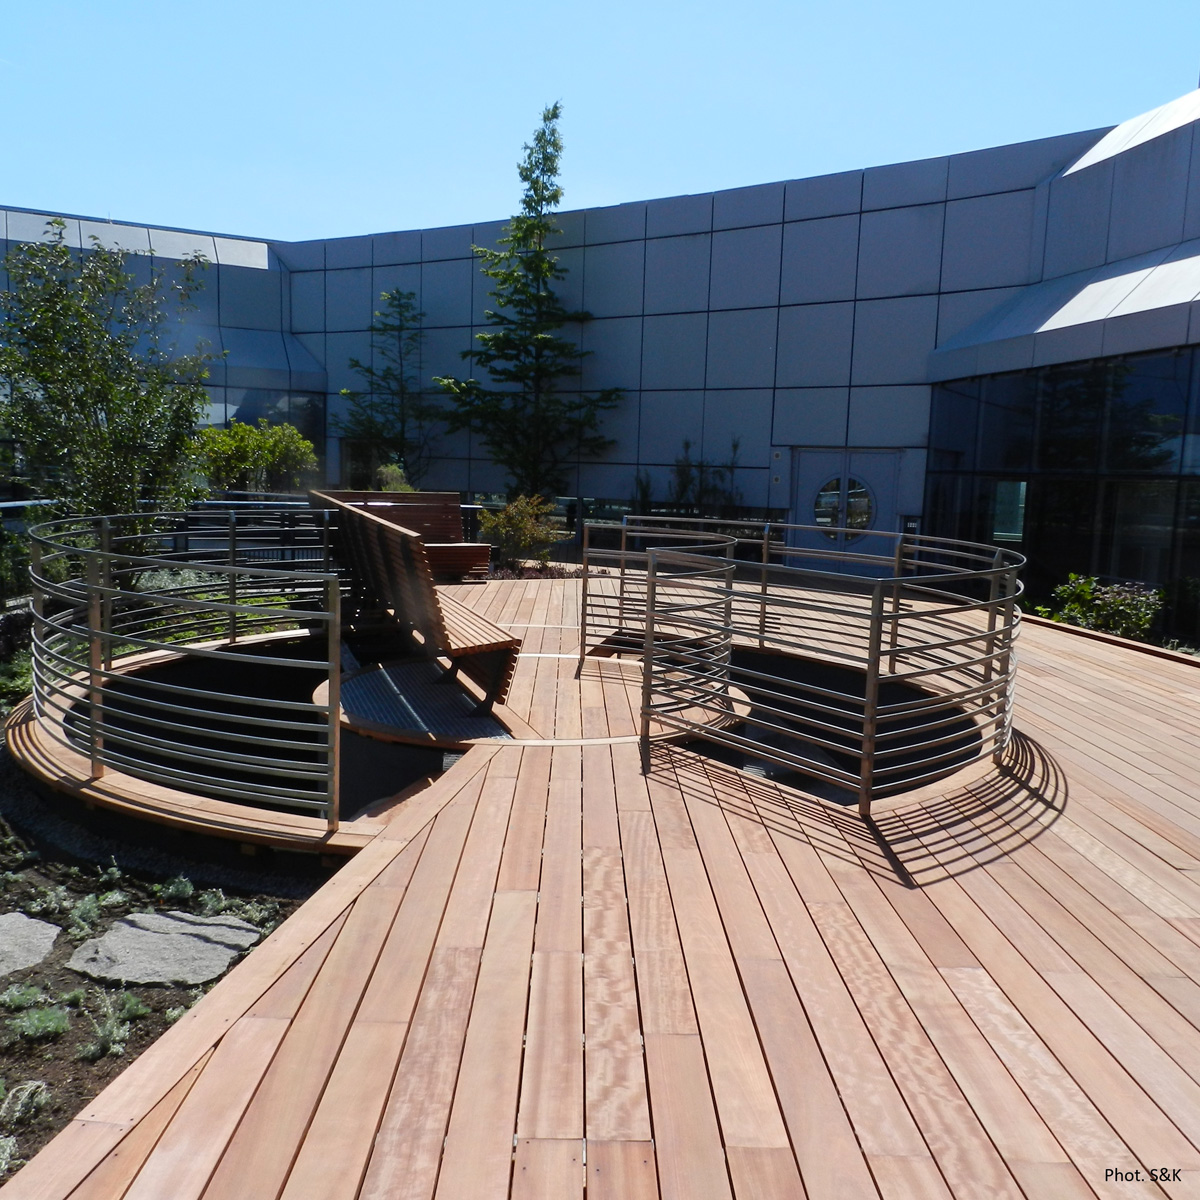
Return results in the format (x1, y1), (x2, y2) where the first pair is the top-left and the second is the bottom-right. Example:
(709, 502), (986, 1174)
(582, 518), (1024, 815)
(28, 509), (343, 827)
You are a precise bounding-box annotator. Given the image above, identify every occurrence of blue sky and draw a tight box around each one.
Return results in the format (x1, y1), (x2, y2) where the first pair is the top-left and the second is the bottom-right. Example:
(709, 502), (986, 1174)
(3, 0), (1199, 242)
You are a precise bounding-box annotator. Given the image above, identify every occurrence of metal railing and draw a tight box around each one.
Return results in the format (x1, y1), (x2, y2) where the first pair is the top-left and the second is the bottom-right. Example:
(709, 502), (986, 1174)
(28, 509), (343, 829)
(582, 517), (1024, 816)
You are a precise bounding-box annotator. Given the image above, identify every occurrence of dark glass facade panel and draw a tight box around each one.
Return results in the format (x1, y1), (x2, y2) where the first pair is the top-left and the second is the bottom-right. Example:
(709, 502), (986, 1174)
(1099, 479), (1177, 583)
(926, 347), (1200, 636)
(1172, 483), (1200, 639)
(1105, 353), (1186, 473)
(1037, 362), (1107, 471)
(928, 379), (979, 472)
(1022, 478), (1098, 596)
(978, 373), (1036, 471)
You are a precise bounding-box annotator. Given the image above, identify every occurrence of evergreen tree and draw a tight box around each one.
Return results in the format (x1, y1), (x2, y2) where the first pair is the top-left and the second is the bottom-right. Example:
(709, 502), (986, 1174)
(338, 289), (438, 486)
(435, 103), (621, 498)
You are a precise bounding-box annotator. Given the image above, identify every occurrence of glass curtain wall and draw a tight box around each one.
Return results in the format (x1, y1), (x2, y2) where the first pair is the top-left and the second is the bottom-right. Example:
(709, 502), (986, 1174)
(926, 348), (1198, 637)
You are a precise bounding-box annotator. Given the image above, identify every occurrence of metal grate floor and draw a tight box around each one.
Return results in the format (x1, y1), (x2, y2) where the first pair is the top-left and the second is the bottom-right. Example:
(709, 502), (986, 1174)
(340, 659), (512, 742)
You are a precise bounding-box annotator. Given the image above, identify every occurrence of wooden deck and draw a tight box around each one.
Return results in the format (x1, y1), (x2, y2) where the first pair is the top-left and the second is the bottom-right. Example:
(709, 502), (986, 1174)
(7, 578), (1200, 1199)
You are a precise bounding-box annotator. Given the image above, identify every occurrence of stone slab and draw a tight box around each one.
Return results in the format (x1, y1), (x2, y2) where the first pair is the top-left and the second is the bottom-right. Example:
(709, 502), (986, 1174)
(0, 912), (59, 976)
(68, 910), (260, 985)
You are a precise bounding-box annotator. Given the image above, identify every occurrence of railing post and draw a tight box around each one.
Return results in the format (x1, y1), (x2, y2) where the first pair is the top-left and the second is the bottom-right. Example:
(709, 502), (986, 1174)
(99, 517), (112, 671)
(639, 549), (658, 774)
(981, 549), (1003, 690)
(30, 539), (43, 718)
(887, 534), (906, 672)
(618, 518), (628, 634)
(86, 552), (105, 779)
(325, 576), (341, 832)
(859, 582), (885, 817)
(723, 543), (735, 715)
(992, 564), (1019, 766)
(578, 522), (590, 674)
(228, 511), (238, 644)
(759, 522), (770, 648)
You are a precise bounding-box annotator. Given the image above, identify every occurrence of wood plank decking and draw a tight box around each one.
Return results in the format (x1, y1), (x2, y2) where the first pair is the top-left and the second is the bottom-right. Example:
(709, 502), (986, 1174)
(7, 578), (1200, 1199)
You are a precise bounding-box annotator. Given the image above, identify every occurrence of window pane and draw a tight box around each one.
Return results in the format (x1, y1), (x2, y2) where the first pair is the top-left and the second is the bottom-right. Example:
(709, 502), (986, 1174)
(1099, 479), (1177, 584)
(1022, 478), (1098, 596)
(929, 380), (979, 472)
(978, 373), (1035, 471)
(1105, 353), (1186, 473)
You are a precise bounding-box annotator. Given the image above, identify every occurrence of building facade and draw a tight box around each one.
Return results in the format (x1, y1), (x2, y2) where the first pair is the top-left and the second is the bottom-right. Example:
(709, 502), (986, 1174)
(6, 90), (1200, 628)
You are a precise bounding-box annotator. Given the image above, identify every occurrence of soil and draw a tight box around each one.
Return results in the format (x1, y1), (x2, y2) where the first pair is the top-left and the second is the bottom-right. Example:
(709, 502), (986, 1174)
(0, 749), (326, 1179)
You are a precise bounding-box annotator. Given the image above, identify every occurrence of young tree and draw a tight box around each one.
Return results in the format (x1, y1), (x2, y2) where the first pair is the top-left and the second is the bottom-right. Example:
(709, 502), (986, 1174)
(0, 219), (213, 516)
(337, 289), (439, 487)
(435, 103), (622, 498)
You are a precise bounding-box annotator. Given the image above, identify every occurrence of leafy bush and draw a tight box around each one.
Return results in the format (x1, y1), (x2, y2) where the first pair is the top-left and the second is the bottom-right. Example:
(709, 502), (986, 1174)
(0, 651), (32, 714)
(1035, 574), (1165, 641)
(0, 1133), (18, 1175)
(479, 496), (561, 571)
(0, 528), (29, 605)
(7, 1007), (69, 1042)
(195, 419), (317, 494)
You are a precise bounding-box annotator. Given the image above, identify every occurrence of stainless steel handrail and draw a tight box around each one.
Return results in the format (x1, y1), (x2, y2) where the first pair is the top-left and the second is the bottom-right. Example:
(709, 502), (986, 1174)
(582, 517), (1024, 816)
(28, 509), (343, 829)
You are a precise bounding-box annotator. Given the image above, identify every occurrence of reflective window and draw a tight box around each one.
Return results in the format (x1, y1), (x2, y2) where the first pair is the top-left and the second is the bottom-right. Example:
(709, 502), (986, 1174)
(993, 480), (1026, 543)
(814, 478), (841, 532)
(814, 477), (873, 538)
(929, 380), (979, 472)
(845, 478), (872, 530)
(1037, 363), (1106, 470)
(1100, 479), (1177, 583)
(1105, 354), (1186, 473)
(979, 373), (1036, 471)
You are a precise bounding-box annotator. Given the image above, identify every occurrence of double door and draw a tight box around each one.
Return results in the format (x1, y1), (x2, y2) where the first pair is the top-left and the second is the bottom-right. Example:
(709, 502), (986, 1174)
(788, 449), (902, 559)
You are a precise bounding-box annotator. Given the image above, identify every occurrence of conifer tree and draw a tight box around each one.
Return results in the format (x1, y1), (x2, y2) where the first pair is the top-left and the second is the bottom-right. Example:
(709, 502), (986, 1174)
(435, 103), (621, 498)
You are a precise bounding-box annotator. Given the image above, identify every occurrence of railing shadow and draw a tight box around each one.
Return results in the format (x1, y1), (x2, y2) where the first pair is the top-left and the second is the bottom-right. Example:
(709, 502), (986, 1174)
(650, 727), (1066, 888)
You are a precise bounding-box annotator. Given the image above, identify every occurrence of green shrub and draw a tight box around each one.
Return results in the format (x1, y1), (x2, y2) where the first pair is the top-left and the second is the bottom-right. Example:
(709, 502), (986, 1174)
(159, 875), (194, 903)
(24, 884), (70, 916)
(58, 989), (86, 1009)
(67, 893), (102, 940)
(1036, 573), (1165, 641)
(116, 993), (151, 1021)
(0, 651), (32, 712)
(0, 1081), (48, 1127)
(195, 419), (317, 494)
(479, 496), (561, 571)
(0, 986), (45, 1012)
(374, 463), (414, 492)
(0, 1133), (18, 1175)
(77, 992), (129, 1061)
(7, 1007), (69, 1042)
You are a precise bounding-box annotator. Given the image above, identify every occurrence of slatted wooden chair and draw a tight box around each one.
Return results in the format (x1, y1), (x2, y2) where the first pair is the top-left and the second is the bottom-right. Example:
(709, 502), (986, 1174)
(311, 491), (519, 714)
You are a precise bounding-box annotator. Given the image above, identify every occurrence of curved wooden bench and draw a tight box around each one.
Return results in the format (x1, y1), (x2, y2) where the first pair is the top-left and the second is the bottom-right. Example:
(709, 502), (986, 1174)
(311, 491), (519, 714)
